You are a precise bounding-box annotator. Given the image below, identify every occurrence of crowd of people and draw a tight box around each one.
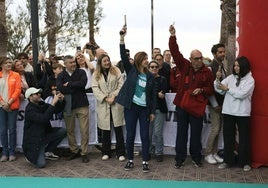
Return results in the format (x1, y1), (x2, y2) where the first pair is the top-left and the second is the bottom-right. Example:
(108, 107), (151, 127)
(0, 25), (255, 173)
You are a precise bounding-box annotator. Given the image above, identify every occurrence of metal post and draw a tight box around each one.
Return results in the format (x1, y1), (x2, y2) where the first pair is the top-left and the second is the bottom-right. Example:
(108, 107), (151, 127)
(30, 0), (40, 74)
(151, 0), (154, 59)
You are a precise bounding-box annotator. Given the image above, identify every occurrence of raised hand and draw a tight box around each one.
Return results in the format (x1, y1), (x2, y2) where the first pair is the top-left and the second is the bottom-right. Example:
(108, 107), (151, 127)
(169, 24), (176, 36)
(216, 65), (222, 80)
(119, 25), (127, 37)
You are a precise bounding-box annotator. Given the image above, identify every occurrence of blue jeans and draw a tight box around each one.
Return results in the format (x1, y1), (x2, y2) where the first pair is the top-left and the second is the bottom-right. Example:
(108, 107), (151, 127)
(0, 108), (18, 156)
(175, 106), (203, 162)
(149, 109), (165, 155)
(124, 103), (150, 161)
(35, 127), (66, 168)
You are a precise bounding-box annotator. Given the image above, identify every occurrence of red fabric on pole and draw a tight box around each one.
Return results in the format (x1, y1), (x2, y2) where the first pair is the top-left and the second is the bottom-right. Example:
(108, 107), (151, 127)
(237, 0), (268, 168)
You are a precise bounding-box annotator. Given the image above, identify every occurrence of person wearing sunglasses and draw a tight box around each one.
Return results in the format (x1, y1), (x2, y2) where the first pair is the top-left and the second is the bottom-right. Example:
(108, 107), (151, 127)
(168, 25), (214, 168)
(148, 60), (168, 162)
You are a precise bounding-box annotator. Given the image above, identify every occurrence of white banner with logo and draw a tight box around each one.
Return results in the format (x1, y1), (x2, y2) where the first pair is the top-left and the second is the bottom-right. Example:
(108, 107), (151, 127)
(1, 93), (223, 150)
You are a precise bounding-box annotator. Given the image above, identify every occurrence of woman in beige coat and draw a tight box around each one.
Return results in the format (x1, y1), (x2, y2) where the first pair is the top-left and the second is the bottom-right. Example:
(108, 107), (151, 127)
(92, 54), (125, 161)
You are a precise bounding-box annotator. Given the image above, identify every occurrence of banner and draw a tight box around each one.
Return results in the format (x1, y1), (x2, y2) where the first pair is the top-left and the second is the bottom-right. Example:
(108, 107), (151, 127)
(1, 93), (222, 153)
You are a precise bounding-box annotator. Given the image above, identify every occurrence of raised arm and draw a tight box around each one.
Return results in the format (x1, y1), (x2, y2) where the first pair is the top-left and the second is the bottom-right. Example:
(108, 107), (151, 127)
(119, 26), (132, 74)
(168, 25), (189, 71)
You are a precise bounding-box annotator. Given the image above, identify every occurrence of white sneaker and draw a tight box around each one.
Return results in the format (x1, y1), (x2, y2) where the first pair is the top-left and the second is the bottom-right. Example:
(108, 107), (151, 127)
(243, 165), (251, 172)
(102, 155), (109, 161)
(0, 155), (8, 162)
(118, 156), (126, 162)
(45, 152), (59, 160)
(205, 154), (217, 164)
(9, 155), (16, 162)
(218, 162), (228, 169)
(213, 154), (223, 163)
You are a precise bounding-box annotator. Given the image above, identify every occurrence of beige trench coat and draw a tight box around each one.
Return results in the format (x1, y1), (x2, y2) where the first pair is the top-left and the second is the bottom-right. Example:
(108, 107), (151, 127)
(91, 67), (125, 130)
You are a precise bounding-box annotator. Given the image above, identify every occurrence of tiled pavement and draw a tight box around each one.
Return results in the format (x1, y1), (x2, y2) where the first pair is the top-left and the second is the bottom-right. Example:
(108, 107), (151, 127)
(0, 147), (268, 184)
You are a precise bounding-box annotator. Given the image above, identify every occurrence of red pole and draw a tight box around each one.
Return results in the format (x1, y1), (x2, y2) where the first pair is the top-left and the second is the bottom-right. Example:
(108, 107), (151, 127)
(237, 0), (268, 168)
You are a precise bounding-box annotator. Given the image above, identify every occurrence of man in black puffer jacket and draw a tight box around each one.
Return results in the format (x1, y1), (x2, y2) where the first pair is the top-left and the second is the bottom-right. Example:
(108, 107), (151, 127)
(23, 87), (66, 168)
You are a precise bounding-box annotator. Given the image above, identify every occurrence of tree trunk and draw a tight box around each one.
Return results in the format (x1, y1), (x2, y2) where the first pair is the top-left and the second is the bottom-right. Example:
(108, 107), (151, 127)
(220, 0), (236, 75)
(0, 0), (8, 56)
(87, 0), (97, 46)
(46, 0), (57, 55)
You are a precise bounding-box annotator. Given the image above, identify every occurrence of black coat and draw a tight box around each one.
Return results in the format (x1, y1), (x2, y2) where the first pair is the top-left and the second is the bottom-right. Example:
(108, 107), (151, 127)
(155, 76), (168, 113)
(57, 68), (89, 109)
(22, 100), (65, 164)
(208, 60), (226, 106)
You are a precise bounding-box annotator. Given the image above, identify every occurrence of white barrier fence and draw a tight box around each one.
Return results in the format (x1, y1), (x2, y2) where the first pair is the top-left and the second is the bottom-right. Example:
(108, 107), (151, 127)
(1, 93), (223, 151)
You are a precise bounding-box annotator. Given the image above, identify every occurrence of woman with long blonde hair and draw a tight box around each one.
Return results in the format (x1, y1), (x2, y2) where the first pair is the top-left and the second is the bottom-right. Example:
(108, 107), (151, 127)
(92, 54), (126, 161)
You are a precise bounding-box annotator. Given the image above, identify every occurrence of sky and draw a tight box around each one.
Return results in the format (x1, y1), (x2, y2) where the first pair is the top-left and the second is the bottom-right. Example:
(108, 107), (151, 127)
(83, 0), (222, 61)
(11, 0), (222, 62)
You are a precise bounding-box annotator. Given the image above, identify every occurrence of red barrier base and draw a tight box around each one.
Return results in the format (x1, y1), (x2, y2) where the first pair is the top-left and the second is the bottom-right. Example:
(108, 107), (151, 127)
(251, 116), (268, 168)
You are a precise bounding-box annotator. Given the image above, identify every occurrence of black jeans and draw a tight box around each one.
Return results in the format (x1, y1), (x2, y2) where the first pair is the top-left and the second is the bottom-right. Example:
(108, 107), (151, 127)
(101, 110), (125, 157)
(223, 114), (251, 166)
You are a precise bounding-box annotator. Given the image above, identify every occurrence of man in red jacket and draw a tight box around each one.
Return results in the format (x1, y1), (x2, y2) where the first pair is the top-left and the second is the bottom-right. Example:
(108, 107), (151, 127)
(168, 25), (214, 168)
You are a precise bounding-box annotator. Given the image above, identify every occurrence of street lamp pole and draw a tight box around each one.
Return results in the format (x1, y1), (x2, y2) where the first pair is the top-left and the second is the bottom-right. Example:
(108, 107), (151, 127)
(30, 0), (40, 74)
(151, 0), (154, 59)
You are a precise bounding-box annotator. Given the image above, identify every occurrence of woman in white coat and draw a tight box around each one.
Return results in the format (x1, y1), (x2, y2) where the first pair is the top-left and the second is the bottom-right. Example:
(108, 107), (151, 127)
(92, 54), (126, 161)
(215, 56), (255, 172)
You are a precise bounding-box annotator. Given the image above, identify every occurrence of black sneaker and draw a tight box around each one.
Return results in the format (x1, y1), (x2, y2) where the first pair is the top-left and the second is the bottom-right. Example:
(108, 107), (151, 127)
(68, 151), (81, 160)
(156, 155), (163, 162)
(142, 163), (150, 173)
(192, 159), (202, 167)
(175, 159), (184, 169)
(45, 152), (59, 160)
(81, 155), (89, 163)
(124, 161), (134, 171)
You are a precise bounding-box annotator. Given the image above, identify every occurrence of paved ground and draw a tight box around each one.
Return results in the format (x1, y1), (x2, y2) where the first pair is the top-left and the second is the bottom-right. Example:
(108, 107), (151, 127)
(0, 146), (268, 184)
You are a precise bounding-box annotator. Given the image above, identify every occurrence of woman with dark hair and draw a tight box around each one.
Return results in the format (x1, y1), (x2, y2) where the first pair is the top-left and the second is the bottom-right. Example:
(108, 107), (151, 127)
(116, 26), (156, 173)
(215, 56), (255, 172)
(92, 54), (126, 162)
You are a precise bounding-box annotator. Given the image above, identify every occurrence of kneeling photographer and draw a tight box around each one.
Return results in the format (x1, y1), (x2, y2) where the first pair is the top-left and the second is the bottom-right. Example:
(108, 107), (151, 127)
(22, 87), (66, 168)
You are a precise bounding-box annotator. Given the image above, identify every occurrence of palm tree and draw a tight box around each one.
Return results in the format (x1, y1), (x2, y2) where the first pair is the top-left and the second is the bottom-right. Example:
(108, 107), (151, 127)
(87, 0), (103, 47)
(220, 0), (236, 75)
(0, 0), (8, 56)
